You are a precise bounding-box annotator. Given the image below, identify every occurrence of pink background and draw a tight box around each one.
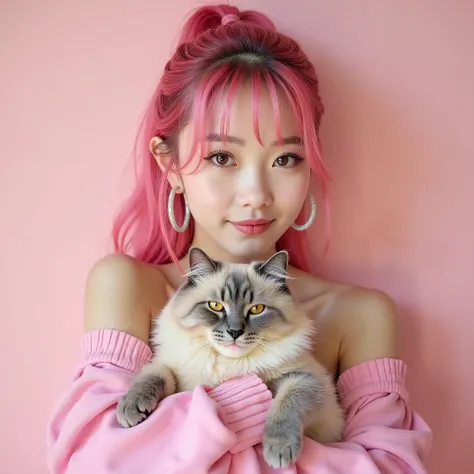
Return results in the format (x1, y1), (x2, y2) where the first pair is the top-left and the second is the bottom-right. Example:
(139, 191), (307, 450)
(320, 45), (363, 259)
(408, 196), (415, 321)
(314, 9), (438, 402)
(1, 1), (473, 472)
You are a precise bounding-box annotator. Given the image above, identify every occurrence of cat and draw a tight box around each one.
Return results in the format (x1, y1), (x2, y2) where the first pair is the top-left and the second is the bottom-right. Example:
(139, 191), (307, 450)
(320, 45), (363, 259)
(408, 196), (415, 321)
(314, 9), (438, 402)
(116, 247), (345, 469)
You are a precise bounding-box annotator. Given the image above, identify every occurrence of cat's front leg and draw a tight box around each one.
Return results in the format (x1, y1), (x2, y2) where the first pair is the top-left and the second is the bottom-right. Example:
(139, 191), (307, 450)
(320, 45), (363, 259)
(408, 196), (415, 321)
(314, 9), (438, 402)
(263, 371), (325, 469)
(116, 363), (177, 428)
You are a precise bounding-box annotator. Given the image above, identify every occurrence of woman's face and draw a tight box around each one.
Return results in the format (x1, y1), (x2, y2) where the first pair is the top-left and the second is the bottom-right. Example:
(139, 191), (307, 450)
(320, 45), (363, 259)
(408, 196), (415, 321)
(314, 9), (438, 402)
(171, 84), (311, 263)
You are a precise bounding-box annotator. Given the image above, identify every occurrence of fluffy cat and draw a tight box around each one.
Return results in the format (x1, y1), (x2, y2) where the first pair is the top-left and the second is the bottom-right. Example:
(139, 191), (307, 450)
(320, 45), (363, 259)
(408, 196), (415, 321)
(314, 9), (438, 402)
(116, 248), (344, 468)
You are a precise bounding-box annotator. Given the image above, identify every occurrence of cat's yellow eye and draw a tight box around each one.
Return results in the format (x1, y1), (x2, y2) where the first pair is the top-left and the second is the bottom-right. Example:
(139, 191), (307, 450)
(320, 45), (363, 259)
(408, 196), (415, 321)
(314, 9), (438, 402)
(208, 301), (224, 311)
(249, 304), (265, 315)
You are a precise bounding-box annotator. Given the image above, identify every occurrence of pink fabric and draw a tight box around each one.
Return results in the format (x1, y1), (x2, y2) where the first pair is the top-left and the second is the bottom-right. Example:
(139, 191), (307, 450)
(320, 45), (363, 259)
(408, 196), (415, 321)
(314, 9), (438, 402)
(47, 329), (432, 473)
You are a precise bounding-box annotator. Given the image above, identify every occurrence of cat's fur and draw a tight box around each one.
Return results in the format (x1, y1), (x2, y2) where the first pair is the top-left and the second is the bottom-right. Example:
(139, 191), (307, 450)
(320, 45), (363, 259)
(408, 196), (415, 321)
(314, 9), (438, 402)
(117, 248), (344, 469)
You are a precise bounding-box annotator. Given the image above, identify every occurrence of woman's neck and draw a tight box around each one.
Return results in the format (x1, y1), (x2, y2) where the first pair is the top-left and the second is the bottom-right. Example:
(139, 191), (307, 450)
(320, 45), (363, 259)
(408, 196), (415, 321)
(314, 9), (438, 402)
(188, 226), (277, 265)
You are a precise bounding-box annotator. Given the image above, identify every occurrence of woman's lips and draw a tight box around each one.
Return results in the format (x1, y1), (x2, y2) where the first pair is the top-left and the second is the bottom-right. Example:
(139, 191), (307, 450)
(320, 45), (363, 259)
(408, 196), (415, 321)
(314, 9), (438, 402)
(230, 219), (273, 235)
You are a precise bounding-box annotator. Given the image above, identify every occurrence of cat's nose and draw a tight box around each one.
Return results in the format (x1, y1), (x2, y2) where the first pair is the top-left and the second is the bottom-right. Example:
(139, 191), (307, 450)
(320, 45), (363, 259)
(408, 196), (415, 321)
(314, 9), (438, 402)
(227, 329), (244, 340)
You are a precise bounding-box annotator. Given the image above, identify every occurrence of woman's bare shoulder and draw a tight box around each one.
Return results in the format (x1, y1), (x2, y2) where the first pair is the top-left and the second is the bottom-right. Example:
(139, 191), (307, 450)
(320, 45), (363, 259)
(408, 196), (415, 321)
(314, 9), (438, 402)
(334, 284), (398, 372)
(83, 253), (170, 344)
(289, 267), (398, 373)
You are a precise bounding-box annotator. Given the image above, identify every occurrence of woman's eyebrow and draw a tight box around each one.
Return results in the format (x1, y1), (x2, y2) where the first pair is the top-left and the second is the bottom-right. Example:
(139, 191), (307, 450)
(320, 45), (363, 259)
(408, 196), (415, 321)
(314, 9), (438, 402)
(271, 136), (303, 147)
(206, 133), (245, 145)
(205, 133), (303, 147)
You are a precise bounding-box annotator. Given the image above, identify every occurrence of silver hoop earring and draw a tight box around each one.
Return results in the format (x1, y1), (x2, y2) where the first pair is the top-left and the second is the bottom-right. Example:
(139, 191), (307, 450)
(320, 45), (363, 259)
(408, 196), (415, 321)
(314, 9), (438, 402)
(168, 187), (190, 232)
(292, 192), (317, 231)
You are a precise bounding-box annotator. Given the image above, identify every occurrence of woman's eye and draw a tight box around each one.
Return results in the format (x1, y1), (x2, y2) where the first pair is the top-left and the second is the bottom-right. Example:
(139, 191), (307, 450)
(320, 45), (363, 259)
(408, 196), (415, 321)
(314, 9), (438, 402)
(273, 154), (303, 168)
(204, 152), (236, 167)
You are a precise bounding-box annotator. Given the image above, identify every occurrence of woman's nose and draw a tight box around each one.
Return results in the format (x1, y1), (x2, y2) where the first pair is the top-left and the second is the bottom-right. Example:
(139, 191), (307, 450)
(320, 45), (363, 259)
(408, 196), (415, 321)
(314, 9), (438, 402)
(235, 168), (272, 209)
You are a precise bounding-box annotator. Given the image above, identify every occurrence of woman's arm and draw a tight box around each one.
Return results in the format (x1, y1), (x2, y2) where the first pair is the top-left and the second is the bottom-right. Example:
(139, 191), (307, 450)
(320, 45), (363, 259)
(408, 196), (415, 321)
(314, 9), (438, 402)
(47, 329), (272, 474)
(48, 255), (271, 474)
(224, 354), (432, 474)
(287, 289), (432, 473)
(290, 357), (432, 474)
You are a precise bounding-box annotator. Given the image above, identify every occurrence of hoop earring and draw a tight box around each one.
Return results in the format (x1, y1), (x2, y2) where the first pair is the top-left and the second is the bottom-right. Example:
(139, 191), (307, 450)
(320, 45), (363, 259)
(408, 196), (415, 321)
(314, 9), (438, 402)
(168, 187), (190, 232)
(292, 192), (317, 231)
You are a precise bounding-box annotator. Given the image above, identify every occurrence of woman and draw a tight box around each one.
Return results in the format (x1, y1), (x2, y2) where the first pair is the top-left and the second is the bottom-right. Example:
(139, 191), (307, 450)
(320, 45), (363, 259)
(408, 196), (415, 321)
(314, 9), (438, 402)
(47, 4), (432, 473)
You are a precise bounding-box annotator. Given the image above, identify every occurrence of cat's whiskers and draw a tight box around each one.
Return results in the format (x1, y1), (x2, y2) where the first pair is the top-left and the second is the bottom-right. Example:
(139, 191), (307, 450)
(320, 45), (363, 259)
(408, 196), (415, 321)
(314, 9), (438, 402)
(254, 339), (280, 357)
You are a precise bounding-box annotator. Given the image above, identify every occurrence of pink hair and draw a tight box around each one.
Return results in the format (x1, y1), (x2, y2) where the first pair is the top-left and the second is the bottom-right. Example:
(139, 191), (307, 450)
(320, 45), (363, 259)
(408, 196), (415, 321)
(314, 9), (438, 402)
(112, 3), (331, 272)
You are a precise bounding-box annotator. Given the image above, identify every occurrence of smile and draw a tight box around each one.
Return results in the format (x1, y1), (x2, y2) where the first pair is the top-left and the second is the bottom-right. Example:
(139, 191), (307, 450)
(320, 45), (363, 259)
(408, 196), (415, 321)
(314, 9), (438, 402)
(230, 219), (273, 235)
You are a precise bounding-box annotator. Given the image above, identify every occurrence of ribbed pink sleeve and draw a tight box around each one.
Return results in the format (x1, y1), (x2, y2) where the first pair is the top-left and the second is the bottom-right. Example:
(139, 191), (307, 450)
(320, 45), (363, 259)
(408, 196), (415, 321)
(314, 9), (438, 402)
(46, 329), (271, 474)
(227, 359), (432, 473)
(272, 358), (433, 473)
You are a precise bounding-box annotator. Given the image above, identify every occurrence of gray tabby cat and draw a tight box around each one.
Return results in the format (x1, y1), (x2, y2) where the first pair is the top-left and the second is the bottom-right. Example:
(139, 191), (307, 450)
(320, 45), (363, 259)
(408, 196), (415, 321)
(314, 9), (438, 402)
(116, 247), (344, 469)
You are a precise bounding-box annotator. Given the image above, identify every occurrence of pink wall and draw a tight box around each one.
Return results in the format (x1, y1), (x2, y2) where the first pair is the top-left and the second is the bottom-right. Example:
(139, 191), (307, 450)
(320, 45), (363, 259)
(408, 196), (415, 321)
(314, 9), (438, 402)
(1, 1), (473, 472)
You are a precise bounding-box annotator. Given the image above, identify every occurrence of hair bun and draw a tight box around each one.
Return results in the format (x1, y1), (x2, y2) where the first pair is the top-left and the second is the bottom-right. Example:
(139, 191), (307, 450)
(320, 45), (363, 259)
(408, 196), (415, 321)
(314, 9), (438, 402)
(176, 4), (276, 46)
(221, 13), (240, 26)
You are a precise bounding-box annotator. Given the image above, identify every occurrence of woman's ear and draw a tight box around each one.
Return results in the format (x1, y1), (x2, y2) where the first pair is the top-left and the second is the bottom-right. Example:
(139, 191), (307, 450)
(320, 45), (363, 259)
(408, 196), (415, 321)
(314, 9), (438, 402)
(149, 136), (182, 191)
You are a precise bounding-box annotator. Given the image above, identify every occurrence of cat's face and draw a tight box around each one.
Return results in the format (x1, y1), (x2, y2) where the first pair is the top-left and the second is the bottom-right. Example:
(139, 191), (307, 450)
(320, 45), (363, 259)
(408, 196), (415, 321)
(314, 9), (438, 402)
(171, 248), (308, 359)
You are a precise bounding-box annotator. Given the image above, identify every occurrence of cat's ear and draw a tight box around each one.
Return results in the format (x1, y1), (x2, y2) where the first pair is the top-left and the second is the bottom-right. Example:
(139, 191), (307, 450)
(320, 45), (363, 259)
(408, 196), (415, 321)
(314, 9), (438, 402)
(257, 250), (289, 282)
(187, 247), (220, 279)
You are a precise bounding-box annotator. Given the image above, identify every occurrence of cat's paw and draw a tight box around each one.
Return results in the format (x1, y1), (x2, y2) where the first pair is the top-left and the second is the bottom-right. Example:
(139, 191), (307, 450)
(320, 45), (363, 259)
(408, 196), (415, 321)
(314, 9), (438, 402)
(116, 378), (165, 428)
(263, 418), (303, 469)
